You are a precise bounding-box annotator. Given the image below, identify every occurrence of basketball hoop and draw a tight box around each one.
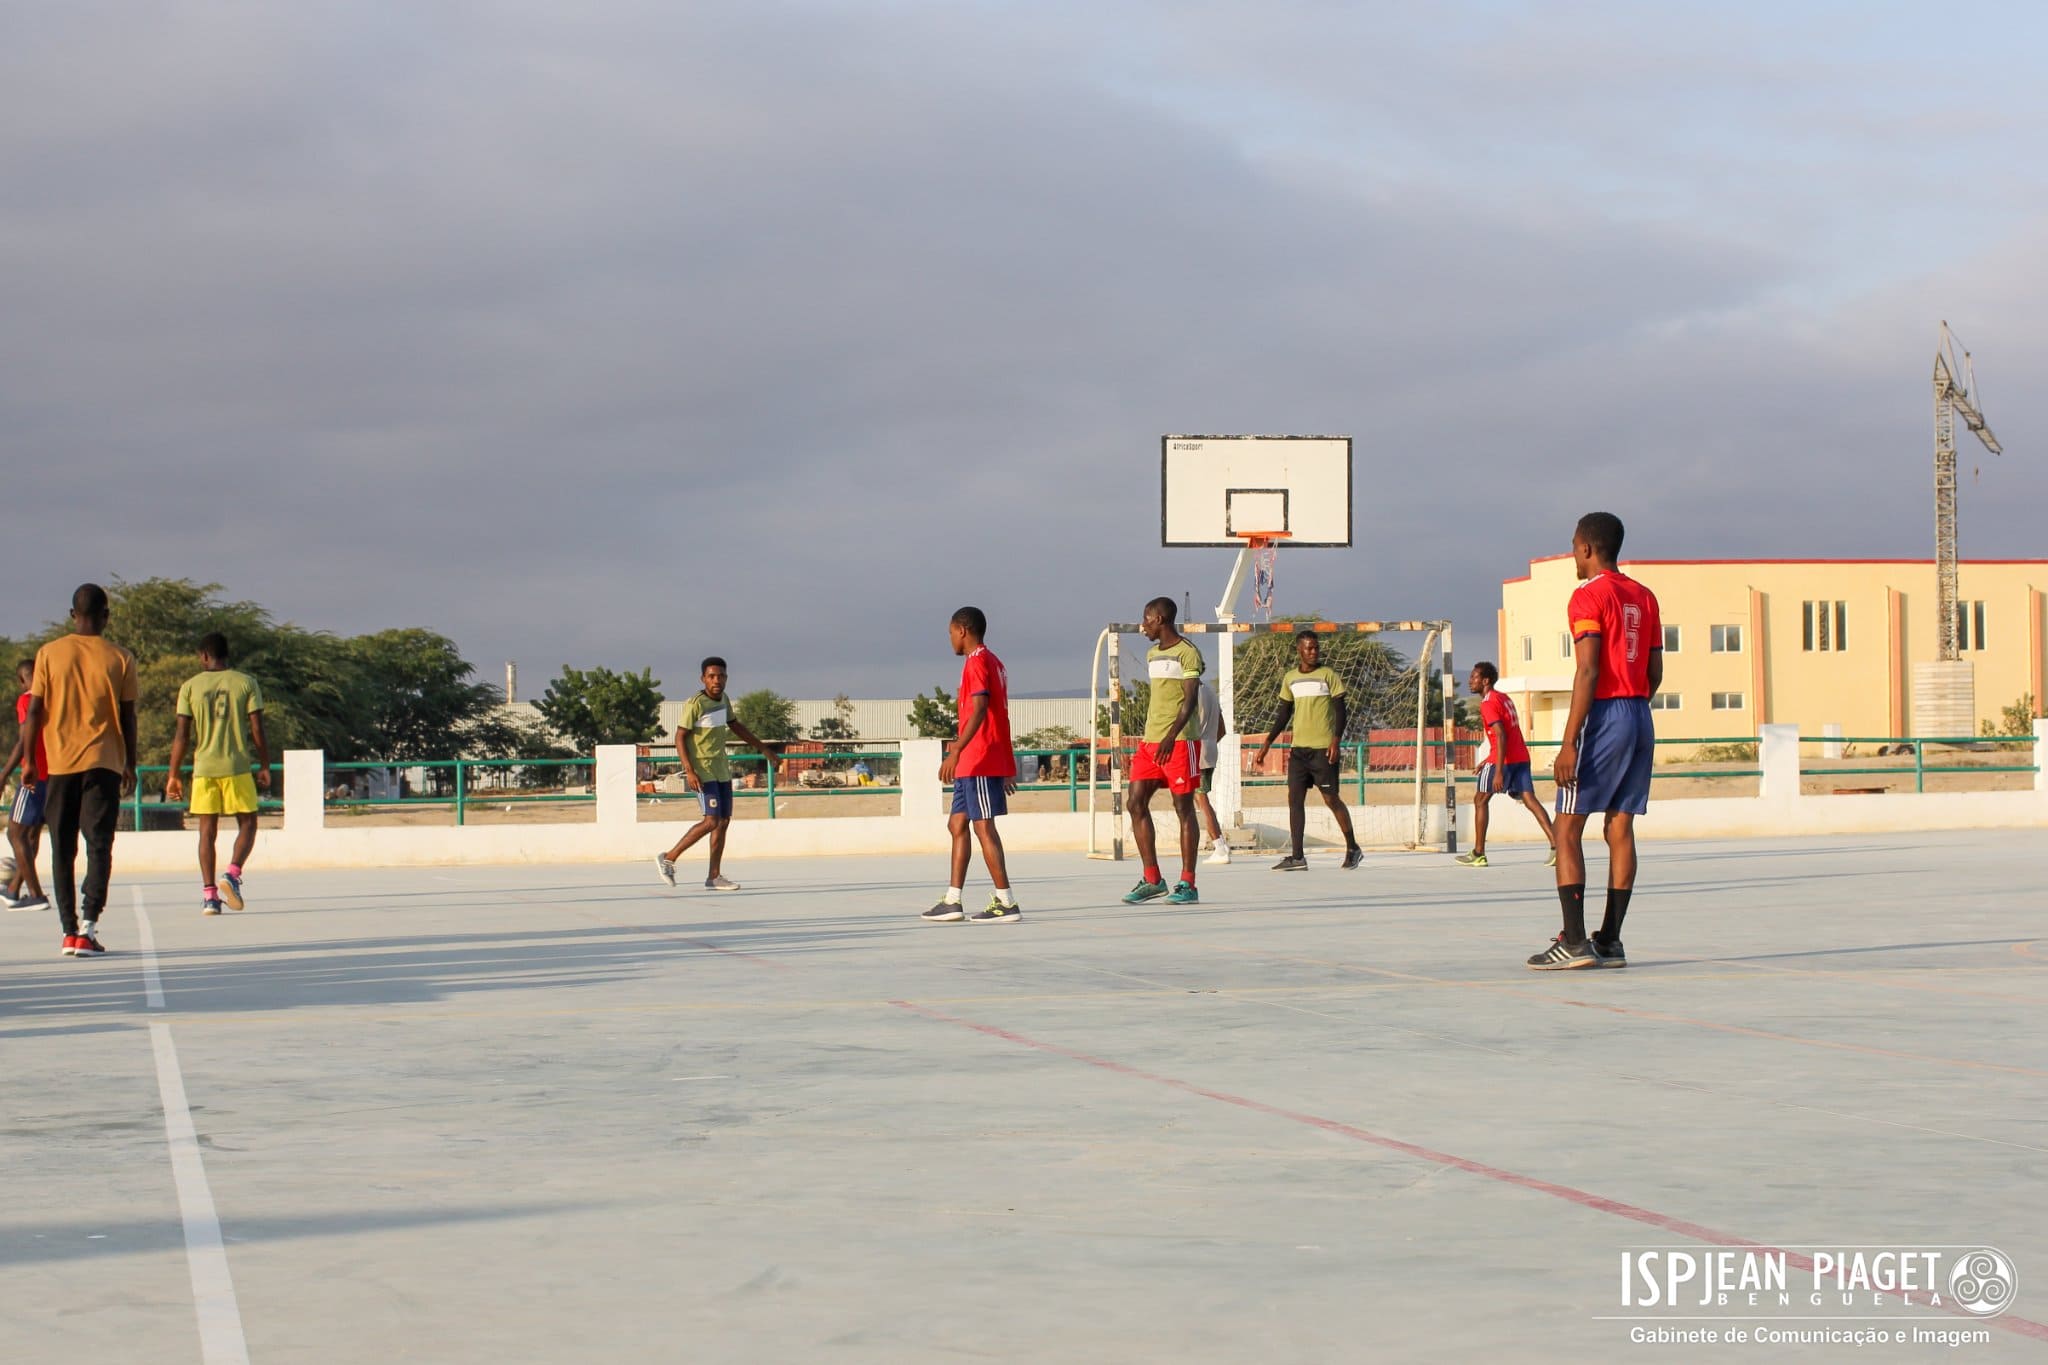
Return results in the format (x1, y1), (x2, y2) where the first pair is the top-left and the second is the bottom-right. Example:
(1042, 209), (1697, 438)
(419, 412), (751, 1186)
(1236, 531), (1290, 617)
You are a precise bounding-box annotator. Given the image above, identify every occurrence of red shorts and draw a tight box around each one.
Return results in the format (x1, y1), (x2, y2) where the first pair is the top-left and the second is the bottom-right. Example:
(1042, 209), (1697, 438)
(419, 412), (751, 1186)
(1131, 739), (1202, 795)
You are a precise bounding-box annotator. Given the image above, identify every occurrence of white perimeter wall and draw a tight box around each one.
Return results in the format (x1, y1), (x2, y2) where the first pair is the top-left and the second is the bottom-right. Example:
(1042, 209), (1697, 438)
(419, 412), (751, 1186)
(56, 728), (2048, 873)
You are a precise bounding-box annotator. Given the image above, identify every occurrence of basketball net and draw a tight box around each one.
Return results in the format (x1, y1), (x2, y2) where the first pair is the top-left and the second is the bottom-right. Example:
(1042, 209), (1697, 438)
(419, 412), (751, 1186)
(1242, 532), (1287, 618)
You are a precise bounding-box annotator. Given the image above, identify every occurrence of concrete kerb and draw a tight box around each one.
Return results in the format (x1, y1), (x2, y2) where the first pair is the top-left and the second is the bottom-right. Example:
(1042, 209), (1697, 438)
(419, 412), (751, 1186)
(58, 729), (2048, 872)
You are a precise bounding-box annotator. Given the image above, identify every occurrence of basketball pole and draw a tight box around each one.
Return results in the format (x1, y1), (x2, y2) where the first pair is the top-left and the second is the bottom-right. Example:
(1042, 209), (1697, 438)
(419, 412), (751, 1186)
(1213, 543), (1257, 836)
(1441, 623), (1457, 855)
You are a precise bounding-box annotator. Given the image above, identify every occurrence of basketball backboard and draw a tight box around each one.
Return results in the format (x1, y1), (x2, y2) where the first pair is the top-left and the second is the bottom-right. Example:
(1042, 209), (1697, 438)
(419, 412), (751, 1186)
(1160, 435), (1352, 547)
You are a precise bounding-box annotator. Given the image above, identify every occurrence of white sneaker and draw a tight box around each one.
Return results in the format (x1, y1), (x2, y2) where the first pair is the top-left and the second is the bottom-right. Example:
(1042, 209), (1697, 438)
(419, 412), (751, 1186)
(654, 855), (677, 887)
(706, 875), (741, 891)
(1203, 846), (1232, 865)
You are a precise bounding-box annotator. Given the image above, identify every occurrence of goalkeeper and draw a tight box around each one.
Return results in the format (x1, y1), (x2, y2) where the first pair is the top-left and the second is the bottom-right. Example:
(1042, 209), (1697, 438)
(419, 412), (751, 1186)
(1251, 631), (1363, 871)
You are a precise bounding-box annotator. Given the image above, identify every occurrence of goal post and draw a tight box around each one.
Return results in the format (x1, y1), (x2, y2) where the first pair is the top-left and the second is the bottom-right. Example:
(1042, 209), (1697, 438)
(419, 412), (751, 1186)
(1088, 619), (1461, 857)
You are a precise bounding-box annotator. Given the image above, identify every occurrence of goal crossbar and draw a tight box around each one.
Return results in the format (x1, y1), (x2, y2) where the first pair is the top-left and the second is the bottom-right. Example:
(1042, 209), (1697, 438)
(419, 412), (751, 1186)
(1101, 620), (1449, 636)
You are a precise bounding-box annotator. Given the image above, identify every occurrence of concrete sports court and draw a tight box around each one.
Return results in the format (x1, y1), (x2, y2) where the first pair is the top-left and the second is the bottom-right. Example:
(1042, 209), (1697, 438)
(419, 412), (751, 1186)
(3, 831), (2044, 1363)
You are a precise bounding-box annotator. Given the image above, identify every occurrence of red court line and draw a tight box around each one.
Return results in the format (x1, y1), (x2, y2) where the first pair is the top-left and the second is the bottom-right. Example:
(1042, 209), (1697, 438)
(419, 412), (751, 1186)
(890, 998), (2048, 1344)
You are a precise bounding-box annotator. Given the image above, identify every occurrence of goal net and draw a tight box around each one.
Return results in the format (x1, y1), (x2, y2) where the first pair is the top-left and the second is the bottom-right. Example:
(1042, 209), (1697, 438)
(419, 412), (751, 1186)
(1087, 619), (1461, 857)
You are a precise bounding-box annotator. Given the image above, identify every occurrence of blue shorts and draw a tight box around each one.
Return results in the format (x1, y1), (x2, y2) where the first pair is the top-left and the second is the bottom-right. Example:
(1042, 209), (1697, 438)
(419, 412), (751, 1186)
(697, 781), (734, 818)
(10, 780), (44, 828)
(1475, 761), (1534, 796)
(1557, 697), (1654, 816)
(951, 776), (1008, 819)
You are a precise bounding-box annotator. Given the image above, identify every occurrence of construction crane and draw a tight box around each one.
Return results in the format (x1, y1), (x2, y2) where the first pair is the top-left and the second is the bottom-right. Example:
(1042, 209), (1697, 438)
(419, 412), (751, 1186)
(1932, 321), (2002, 661)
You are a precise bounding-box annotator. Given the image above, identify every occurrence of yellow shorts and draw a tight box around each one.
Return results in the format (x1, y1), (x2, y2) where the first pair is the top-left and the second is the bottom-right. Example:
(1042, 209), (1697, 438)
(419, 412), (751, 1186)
(190, 774), (260, 816)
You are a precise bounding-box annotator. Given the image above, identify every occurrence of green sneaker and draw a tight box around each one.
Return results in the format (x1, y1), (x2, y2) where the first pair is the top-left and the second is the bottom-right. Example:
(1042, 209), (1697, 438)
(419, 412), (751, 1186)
(1455, 851), (1488, 867)
(1123, 879), (1168, 904)
(1166, 881), (1199, 905)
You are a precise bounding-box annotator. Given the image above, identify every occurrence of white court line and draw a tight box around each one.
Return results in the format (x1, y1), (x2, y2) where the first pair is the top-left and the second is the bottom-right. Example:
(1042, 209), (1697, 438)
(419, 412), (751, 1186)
(134, 887), (165, 1008)
(137, 889), (252, 1365)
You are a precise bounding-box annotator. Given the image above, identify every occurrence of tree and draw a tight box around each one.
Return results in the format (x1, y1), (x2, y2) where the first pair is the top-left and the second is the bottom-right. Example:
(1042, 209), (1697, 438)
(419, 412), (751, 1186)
(472, 713), (578, 785)
(6, 576), (532, 764)
(537, 664), (665, 752)
(105, 578), (270, 668)
(348, 628), (505, 762)
(1096, 682), (1149, 737)
(1982, 693), (2037, 745)
(0, 634), (33, 761)
(907, 685), (957, 739)
(132, 653), (202, 793)
(236, 627), (373, 761)
(1018, 724), (1080, 750)
(810, 693), (859, 743)
(732, 688), (800, 742)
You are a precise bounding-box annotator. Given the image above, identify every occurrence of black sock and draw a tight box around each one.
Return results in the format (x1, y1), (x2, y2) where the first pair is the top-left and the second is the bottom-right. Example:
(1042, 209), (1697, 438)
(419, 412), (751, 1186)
(1556, 883), (1586, 944)
(1599, 888), (1632, 944)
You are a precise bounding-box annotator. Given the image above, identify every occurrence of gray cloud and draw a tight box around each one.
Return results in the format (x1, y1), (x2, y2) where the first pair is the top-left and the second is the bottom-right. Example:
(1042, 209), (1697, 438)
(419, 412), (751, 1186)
(2, 1), (2041, 701)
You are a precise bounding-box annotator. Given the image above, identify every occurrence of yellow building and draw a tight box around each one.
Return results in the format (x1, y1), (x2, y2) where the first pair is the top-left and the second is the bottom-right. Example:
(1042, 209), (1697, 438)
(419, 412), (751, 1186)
(1496, 557), (2047, 749)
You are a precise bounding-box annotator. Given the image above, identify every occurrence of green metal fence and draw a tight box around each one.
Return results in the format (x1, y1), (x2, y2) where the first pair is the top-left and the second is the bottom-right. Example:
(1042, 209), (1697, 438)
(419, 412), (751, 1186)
(646, 750), (904, 820)
(325, 757), (597, 825)
(1518, 736), (1765, 782)
(1796, 735), (2038, 794)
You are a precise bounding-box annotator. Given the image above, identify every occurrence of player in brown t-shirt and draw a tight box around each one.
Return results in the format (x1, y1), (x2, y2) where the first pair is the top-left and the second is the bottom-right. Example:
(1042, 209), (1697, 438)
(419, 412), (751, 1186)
(22, 584), (140, 956)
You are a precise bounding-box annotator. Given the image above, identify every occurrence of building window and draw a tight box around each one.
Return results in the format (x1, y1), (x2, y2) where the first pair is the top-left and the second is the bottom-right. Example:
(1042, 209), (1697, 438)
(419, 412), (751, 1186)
(1957, 601), (1987, 651)
(1649, 692), (1681, 711)
(1521, 635), (1532, 662)
(1802, 600), (1849, 652)
(1710, 625), (1743, 653)
(1662, 625), (1681, 653)
(1711, 691), (1745, 711)
(1559, 632), (1572, 659)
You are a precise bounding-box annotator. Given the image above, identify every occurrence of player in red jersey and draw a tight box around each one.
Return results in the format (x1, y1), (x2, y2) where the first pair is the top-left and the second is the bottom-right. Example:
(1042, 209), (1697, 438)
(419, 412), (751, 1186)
(1530, 512), (1662, 971)
(1455, 662), (1555, 868)
(923, 606), (1021, 923)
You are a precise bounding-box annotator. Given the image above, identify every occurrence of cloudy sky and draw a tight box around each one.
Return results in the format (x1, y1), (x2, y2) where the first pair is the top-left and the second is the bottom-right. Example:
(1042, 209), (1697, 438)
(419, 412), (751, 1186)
(5, 0), (2044, 699)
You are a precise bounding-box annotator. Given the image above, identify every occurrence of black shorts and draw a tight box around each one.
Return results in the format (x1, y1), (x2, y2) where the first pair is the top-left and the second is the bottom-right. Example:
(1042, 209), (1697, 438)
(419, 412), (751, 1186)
(1287, 747), (1340, 800)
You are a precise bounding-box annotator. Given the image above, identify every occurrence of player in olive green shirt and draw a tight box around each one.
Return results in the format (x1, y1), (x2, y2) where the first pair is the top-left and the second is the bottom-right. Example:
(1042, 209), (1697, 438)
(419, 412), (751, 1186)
(1122, 597), (1204, 905)
(165, 633), (271, 913)
(655, 657), (781, 891)
(1253, 631), (1362, 871)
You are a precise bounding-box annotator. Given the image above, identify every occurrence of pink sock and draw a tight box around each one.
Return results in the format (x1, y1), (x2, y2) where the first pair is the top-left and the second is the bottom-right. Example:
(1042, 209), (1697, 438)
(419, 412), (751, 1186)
(228, 863), (242, 879)
(203, 885), (218, 898)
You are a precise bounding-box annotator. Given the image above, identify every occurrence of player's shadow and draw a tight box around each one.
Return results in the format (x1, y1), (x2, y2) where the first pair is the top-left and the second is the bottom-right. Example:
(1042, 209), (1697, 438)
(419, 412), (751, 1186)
(1686, 937), (2039, 965)
(0, 921), (900, 1020)
(0, 1199), (592, 1268)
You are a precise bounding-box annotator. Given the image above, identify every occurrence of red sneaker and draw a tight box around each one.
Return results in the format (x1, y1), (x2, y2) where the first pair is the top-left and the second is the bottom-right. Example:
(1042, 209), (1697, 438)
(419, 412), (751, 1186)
(76, 928), (107, 955)
(61, 935), (83, 956)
